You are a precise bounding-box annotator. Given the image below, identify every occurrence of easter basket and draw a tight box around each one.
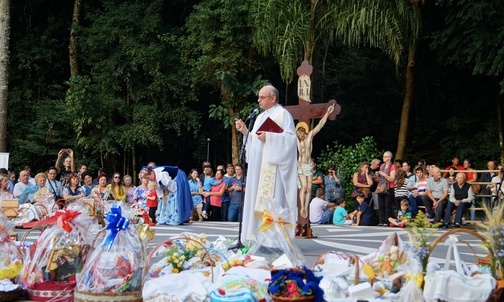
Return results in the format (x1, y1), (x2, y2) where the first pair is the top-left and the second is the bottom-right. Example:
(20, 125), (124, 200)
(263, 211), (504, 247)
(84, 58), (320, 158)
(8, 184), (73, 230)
(0, 287), (23, 302)
(1, 200), (18, 219)
(20, 210), (94, 302)
(268, 267), (323, 302)
(142, 234), (218, 302)
(424, 228), (496, 302)
(74, 206), (146, 302)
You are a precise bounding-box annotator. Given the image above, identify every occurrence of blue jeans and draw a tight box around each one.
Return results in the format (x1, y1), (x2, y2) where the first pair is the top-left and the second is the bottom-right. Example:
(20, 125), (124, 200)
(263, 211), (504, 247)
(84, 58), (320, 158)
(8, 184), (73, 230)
(314, 209), (333, 224)
(228, 204), (241, 222)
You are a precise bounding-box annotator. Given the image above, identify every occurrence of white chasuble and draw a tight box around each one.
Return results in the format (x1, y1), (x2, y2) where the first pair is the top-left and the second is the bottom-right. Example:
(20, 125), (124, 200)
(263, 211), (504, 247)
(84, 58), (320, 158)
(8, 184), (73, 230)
(240, 104), (298, 243)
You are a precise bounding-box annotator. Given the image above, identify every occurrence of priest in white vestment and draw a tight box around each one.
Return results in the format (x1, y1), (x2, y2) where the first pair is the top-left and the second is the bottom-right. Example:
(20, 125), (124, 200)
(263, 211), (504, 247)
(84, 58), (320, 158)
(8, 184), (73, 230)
(235, 85), (298, 243)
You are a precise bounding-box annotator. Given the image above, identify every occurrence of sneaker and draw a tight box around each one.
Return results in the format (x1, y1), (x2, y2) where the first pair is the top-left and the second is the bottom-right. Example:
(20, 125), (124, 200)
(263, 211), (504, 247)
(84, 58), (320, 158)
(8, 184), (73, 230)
(453, 223), (461, 228)
(382, 223), (389, 227)
(201, 211), (208, 219)
(442, 224), (449, 229)
(377, 223), (384, 227)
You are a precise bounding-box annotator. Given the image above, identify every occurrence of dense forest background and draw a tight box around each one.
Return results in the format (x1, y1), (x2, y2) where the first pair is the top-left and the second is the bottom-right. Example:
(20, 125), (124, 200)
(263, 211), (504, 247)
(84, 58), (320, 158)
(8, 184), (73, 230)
(0, 0), (503, 178)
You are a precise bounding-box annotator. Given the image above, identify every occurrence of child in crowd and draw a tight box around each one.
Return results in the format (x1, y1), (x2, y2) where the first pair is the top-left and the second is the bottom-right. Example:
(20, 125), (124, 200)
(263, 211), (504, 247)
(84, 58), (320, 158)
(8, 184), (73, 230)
(332, 198), (354, 225)
(200, 167), (222, 219)
(146, 182), (158, 226)
(350, 192), (374, 226)
(388, 199), (412, 227)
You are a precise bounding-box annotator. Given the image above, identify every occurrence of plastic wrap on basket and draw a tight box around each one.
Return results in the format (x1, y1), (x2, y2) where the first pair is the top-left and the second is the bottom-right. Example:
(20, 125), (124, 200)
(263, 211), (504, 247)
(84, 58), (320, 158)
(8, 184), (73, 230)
(20, 209), (94, 302)
(246, 199), (305, 268)
(0, 215), (23, 282)
(142, 233), (217, 302)
(76, 206), (145, 296)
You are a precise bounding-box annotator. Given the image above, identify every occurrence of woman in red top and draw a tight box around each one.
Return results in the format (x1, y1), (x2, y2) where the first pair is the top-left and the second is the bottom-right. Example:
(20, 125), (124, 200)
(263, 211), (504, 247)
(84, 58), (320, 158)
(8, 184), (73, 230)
(202, 169), (226, 221)
(376, 151), (397, 226)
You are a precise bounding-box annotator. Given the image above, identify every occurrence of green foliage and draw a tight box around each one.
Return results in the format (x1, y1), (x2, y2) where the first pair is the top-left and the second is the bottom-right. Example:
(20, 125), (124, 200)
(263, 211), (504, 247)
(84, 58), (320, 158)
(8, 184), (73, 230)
(317, 136), (382, 199)
(431, 0), (504, 93)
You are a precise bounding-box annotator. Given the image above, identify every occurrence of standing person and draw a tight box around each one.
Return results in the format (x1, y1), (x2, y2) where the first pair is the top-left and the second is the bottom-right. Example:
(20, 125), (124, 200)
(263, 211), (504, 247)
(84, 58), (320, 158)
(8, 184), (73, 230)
(221, 163), (234, 222)
(480, 161), (497, 210)
(91, 173), (112, 201)
(227, 163), (246, 222)
(146, 182), (158, 226)
(123, 175), (136, 204)
(234, 85), (298, 242)
(188, 169), (203, 222)
(200, 167), (221, 219)
(310, 160), (324, 200)
(368, 158), (381, 213)
(376, 151), (396, 226)
(133, 174), (149, 210)
(394, 169), (409, 214)
(351, 162), (373, 208)
(202, 169), (226, 221)
(324, 165), (342, 202)
(54, 149), (76, 187)
(294, 104), (334, 218)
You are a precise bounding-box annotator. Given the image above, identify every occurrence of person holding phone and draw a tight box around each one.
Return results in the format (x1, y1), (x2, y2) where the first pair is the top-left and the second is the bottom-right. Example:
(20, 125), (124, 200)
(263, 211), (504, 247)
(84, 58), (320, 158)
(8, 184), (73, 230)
(54, 149), (76, 187)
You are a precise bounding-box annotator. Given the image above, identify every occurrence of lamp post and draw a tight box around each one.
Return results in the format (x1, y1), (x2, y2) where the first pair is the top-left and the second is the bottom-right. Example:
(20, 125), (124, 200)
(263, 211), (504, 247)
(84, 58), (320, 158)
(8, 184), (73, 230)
(206, 138), (211, 162)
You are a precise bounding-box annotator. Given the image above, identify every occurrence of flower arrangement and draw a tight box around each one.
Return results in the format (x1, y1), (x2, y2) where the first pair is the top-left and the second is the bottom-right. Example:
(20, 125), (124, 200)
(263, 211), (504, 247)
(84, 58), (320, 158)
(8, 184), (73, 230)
(268, 267), (323, 302)
(477, 203), (504, 280)
(406, 211), (441, 272)
(164, 239), (203, 273)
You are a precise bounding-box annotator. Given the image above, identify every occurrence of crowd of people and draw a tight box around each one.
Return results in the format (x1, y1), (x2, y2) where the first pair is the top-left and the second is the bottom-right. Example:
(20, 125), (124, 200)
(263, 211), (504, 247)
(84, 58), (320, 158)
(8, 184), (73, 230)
(0, 149), (249, 225)
(309, 154), (504, 229)
(1, 147), (503, 230)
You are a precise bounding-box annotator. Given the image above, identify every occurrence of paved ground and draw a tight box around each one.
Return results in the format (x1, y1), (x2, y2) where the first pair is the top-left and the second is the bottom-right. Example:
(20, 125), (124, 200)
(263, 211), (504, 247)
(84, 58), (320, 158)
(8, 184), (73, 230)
(15, 221), (489, 269)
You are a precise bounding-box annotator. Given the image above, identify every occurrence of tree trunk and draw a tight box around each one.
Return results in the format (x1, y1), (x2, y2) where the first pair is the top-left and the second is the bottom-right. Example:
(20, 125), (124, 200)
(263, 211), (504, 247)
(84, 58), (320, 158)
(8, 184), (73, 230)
(497, 89), (504, 164)
(0, 0), (10, 152)
(69, 0), (80, 77)
(228, 107), (240, 164)
(395, 43), (415, 160)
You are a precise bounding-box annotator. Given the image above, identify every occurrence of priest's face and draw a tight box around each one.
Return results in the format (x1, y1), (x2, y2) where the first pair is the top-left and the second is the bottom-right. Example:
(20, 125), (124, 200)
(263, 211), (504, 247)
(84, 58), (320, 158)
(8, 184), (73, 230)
(257, 87), (276, 110)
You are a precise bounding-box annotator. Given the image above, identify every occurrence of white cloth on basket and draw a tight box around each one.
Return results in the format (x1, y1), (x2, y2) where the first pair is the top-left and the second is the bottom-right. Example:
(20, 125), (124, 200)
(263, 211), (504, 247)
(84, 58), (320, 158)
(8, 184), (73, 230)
(142, 269), (212, 302)
(424, 270), (495, 302)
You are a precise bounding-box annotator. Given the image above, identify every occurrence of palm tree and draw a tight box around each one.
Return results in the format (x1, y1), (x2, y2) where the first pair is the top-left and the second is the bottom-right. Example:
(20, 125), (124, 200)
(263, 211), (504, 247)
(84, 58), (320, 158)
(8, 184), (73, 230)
(251, 0), (424, 159)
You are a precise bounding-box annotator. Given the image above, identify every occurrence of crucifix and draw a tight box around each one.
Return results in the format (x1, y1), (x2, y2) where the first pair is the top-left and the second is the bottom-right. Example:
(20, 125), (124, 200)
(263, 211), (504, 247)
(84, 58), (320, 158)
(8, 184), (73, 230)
(284, 60), (342, 238)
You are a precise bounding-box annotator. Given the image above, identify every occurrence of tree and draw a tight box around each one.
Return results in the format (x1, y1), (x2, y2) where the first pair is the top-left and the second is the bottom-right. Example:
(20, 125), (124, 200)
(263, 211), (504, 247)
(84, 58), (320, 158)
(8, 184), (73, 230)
(0, 0), (9, 152)
(330, 0), (423, 160)
(183, 0), (265, 164)
(69, 0), (80, 77)
(430, 0), (504, 163)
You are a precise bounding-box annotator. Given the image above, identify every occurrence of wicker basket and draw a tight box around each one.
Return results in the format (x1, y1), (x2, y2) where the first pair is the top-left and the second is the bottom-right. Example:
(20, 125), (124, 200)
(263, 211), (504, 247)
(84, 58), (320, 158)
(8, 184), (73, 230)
(74, 290), (142, 302)
(1, 199), (19, 219)
(428, 228), (493, 266)
(0, 288), (23, 302)
(25, 287), (74, 302)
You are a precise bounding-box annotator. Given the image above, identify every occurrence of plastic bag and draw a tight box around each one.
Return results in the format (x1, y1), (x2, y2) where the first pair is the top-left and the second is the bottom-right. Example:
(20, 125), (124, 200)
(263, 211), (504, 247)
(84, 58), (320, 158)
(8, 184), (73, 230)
(0, 214), (23, 281)
(398, 247), (425, 301)
(20, 209), (93, 293)
(76, 206), (145, 293)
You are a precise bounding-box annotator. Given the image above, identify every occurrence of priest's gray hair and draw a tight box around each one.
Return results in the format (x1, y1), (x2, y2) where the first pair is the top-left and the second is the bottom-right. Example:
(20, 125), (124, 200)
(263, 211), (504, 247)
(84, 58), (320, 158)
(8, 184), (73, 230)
(268, 86), (279, 100)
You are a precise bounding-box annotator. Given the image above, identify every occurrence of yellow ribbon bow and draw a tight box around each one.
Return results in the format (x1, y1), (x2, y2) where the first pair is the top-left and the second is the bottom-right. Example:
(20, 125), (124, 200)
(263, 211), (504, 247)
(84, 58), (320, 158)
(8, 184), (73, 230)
(406, 273), (424, 288)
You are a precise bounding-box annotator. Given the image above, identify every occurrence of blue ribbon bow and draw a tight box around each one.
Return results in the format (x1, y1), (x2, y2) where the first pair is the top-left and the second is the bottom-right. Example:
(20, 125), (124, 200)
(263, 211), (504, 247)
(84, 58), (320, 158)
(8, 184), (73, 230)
(102, 206), (130, 250)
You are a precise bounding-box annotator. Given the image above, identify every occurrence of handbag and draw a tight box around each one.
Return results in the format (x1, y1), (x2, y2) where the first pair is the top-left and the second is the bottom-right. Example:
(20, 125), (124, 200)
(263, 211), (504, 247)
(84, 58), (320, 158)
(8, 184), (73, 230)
(375, 182), (388, 194)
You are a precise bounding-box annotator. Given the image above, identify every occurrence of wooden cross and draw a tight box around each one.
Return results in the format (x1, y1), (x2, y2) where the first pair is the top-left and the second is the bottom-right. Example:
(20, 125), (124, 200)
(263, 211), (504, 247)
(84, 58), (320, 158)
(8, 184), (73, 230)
(284, 60), (342, 238)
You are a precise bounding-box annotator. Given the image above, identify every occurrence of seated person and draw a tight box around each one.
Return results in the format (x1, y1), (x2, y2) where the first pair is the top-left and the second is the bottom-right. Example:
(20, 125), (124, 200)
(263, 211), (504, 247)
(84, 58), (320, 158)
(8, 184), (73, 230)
(442, 172), (474, 228)
(388, 199), (411, 227)
(427, 167), (449, 223)
(408, 166), (431, 218)
(350, 192), (374, 226)
(332, 198), (354, 225)
(309, 188), (335, 224)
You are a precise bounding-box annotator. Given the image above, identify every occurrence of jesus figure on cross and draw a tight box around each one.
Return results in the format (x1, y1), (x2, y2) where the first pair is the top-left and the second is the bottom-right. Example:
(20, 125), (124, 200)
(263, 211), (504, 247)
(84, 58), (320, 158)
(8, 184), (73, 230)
(296, 104), (335, 218)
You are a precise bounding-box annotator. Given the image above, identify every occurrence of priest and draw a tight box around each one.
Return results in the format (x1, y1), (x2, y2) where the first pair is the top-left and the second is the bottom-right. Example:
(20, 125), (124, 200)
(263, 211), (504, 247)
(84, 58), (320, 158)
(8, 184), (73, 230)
(235, 85), (298, 243)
